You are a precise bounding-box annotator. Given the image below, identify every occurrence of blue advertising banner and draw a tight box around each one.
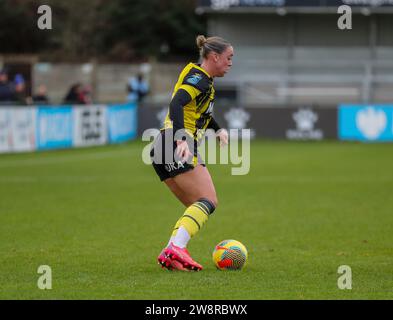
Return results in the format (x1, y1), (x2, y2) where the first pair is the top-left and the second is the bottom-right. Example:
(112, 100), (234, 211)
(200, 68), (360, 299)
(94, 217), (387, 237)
(107, 103), (137, 143)
(36, 106), (73, 150)
(338, 105), (393, 142)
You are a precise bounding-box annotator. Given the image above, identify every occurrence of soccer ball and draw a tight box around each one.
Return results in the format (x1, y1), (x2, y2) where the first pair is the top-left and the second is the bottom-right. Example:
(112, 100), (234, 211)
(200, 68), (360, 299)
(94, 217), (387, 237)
(212, 239), (248, 270)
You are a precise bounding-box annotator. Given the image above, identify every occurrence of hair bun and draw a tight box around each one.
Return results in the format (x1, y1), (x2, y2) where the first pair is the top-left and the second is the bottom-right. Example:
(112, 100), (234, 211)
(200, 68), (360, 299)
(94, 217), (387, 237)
(196, 35), (207, 49)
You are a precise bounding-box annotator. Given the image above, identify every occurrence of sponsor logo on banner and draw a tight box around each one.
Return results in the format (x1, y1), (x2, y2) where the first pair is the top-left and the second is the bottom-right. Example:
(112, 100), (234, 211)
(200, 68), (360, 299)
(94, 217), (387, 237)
(339, 105), (393, 141)
(108, 104), (137, 143)
(286, 108), (323, 140)
(0, 108), (12, 153)
(224, 108), (255, 139)
(355, 107), (387, 140)
(37, 106), (73, 150)
(73, 105), (107, 147)
(156, 107), (168, 128)
(11, 108), (36, 152)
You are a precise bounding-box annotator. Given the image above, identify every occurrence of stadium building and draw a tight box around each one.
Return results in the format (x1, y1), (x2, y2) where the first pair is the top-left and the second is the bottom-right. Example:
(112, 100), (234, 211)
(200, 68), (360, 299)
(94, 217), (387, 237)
(196, 0), (393, 107)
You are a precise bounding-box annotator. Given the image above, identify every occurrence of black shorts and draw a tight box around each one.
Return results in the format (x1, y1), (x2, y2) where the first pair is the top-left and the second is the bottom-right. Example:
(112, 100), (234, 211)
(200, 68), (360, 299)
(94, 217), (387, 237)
(150, 129), (205, 181)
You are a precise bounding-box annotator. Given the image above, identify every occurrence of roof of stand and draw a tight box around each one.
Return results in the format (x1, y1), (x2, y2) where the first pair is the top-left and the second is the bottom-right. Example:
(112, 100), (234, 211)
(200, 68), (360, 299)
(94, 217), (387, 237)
(196, 0), (393, 14)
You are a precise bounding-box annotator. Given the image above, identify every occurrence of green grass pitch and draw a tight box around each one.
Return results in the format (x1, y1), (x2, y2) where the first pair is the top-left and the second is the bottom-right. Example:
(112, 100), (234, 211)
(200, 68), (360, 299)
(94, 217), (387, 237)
(1, 140), (392, 299)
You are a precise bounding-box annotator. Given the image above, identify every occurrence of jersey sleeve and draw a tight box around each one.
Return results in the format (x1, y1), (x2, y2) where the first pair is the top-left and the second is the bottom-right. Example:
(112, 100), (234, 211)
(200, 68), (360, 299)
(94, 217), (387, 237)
(206, 116), (221, 132)
(169, 89), (192, 134)
(178, 70), (210, 99)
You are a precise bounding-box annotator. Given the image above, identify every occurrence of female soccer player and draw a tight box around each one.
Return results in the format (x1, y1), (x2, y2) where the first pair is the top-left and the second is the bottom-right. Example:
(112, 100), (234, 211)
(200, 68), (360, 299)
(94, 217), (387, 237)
(151, 35), (234, 271)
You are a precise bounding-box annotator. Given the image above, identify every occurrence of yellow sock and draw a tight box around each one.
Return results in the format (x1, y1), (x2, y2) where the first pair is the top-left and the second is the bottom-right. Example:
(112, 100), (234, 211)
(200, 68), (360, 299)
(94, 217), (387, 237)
(171, 198), (216, 242)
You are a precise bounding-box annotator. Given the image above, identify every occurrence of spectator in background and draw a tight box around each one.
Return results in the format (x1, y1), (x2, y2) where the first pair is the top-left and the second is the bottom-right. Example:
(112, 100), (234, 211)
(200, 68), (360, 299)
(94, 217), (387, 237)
(64, 83), (90, 105)
(14, 74), (31, 105)
(81, 84), (93, 105)
(33, 84), (50, 104)
(0, 69), (15, 103)
(127, 73), (149, 103)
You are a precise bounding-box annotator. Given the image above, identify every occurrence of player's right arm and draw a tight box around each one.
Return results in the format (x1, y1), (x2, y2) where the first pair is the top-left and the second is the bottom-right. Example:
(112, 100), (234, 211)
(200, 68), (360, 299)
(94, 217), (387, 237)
(169, 71), (209, 160)
(169, 89), (193, 135)
(169, 71), (208, 134)
(169, 89), (194, 160)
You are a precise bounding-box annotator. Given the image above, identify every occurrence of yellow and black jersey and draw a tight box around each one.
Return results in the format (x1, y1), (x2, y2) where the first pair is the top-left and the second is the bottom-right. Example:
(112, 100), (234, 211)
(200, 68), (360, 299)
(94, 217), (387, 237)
(163, 62), (220, 141)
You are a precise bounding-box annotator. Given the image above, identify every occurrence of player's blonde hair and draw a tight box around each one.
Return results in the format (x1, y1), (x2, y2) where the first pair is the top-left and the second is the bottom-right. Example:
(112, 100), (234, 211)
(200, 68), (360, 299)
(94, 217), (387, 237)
(196, 35), (231, 59)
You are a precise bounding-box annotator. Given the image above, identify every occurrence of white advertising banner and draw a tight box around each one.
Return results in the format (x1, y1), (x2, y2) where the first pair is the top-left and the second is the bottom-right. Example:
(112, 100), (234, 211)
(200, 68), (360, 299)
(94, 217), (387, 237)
(0, 108), (13, 153)
(73, 105), (107, 147)
(11, 107), (36, 152)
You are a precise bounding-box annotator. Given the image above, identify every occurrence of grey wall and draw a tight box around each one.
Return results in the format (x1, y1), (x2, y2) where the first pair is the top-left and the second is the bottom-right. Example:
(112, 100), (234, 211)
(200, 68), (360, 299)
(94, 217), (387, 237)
(208, 13), (392, 47)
